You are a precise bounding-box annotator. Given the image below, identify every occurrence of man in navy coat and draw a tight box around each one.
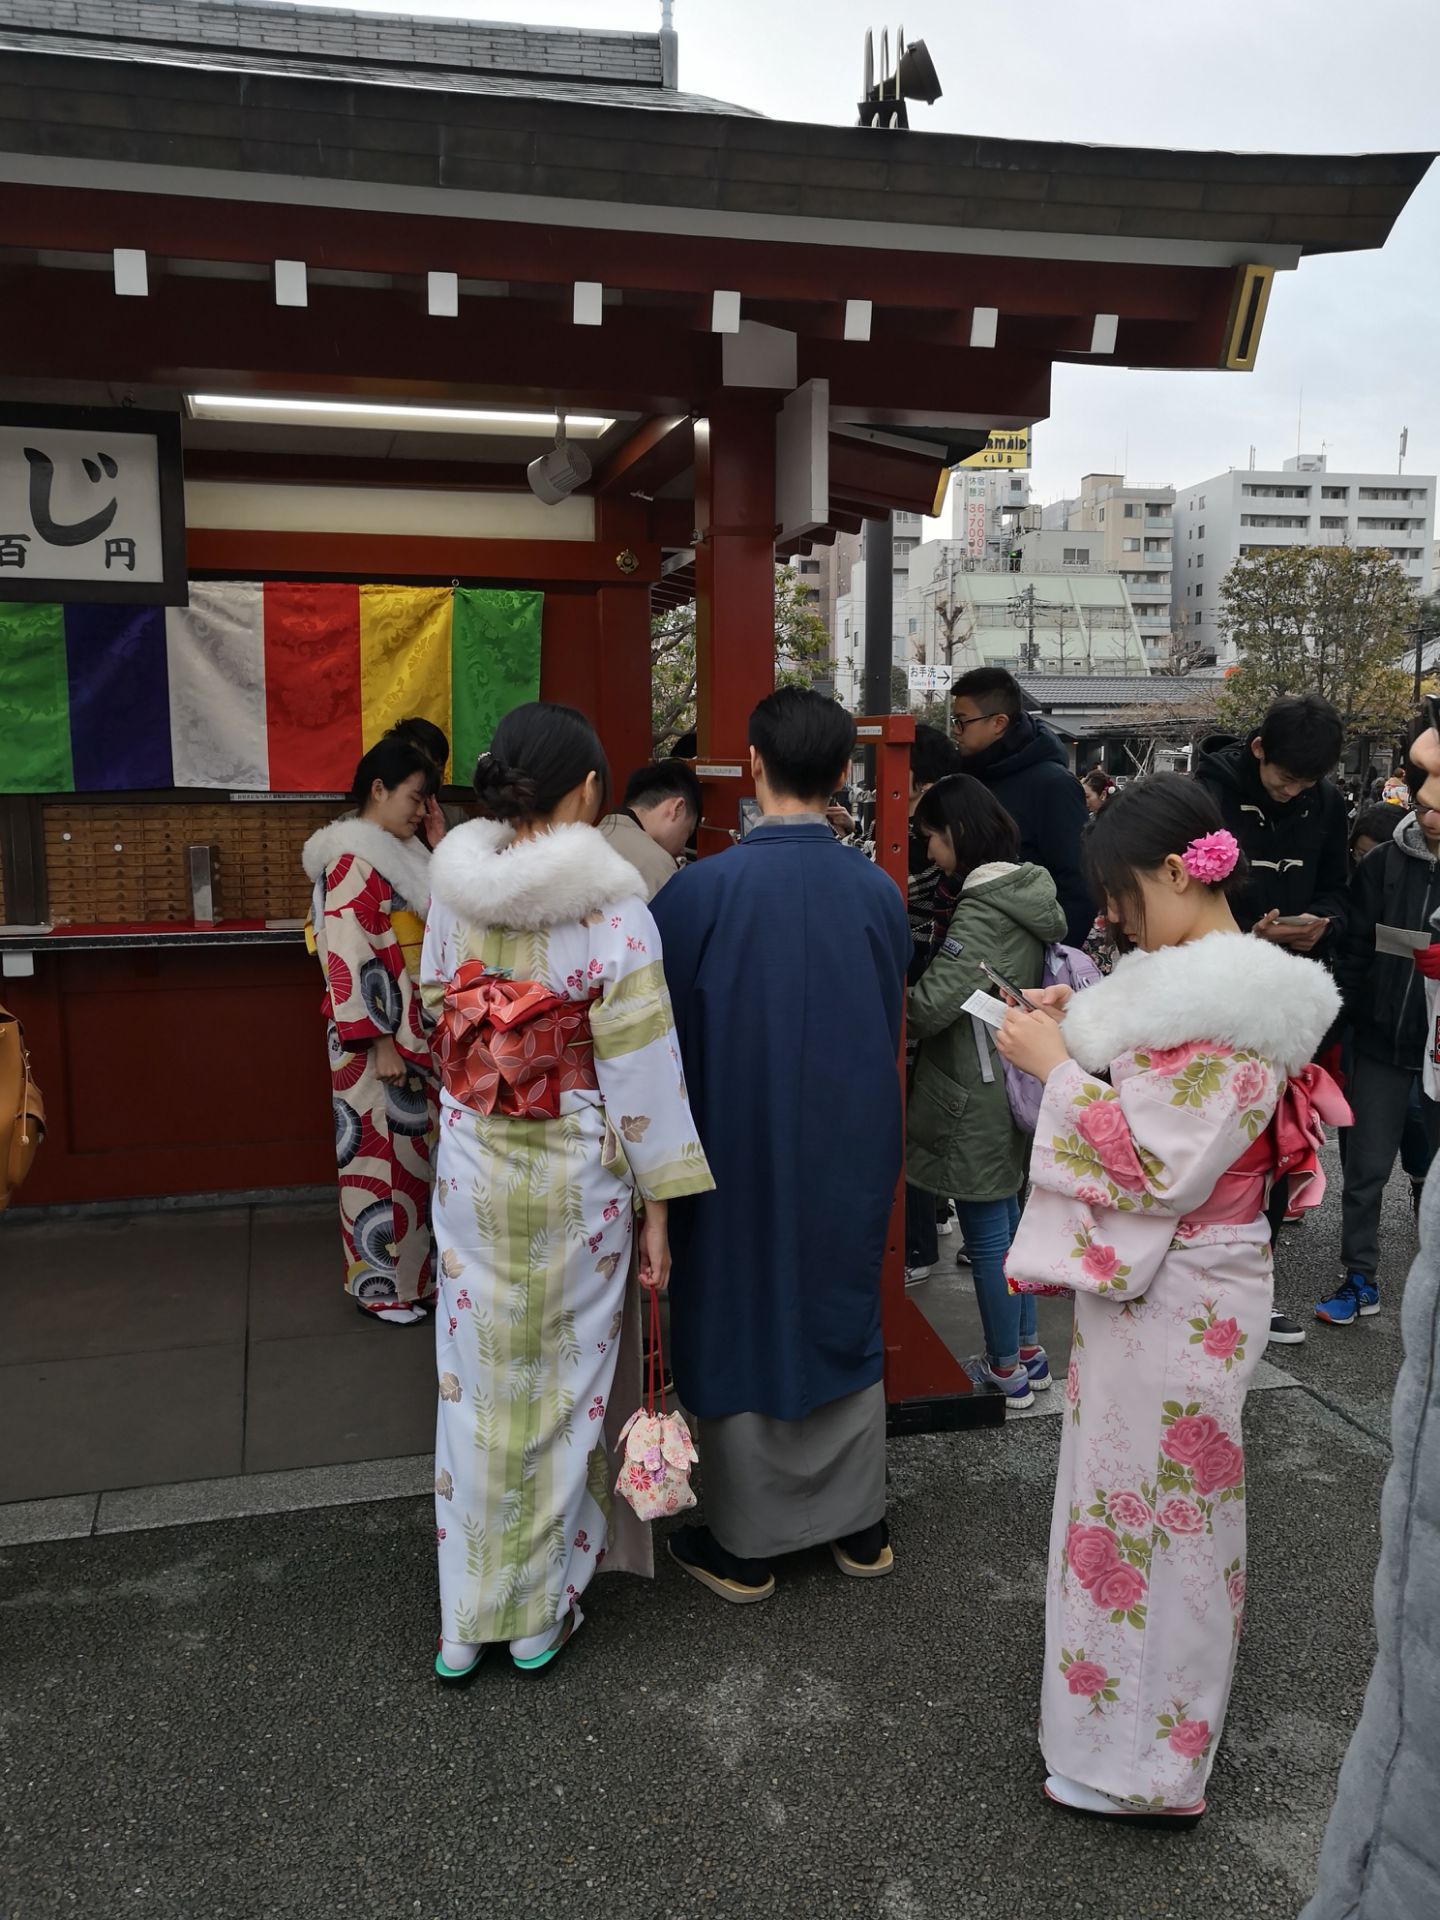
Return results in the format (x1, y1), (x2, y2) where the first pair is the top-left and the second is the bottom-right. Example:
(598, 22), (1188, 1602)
(651, 688), (910, 1602)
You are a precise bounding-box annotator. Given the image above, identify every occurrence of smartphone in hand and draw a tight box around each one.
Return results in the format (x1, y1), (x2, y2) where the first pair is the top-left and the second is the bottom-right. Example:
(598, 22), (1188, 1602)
(979, 959), (1032, 1007)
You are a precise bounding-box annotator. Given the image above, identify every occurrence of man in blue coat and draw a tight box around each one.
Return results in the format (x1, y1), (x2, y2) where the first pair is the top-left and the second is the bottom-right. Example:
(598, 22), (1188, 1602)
(651, 688), (910, 1602)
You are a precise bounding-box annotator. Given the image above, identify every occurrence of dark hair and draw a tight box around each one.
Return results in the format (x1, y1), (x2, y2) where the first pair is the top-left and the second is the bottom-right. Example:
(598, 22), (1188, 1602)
(911, 722), (962, 788)
(668, 729), (698, 760)
(349, 736), (440, 809)
(747, 687), (856, 802)
(386, 716), (450, 773)
(951, 666), (1022, 721)
(1081, 768), (1113, 799)
(1255, 693), (1343, 781)
(623, 760), (702, 818)
(912, 772), (1020, 876)
(472, 702), (611, 824)
(1084, 771), (1246, 951)
(1350, 803), (1398, 854)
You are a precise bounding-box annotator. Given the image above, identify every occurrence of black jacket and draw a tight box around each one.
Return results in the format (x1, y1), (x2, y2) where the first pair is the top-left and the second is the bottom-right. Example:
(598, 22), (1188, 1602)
(962, 714), (1091, 945)
(1192, 732), (1350, 942)
(1335, 814), (1440, 1068)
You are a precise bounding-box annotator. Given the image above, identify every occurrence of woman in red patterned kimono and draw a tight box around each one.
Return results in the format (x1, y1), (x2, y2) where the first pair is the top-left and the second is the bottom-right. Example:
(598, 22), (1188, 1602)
(303, 738), (440, 1325)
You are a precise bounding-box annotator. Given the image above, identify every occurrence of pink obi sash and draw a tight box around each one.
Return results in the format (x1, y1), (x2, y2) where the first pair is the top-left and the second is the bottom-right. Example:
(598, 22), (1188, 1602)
(436, 961), (600, 1120)
(1179, 1061), (1352, 1232)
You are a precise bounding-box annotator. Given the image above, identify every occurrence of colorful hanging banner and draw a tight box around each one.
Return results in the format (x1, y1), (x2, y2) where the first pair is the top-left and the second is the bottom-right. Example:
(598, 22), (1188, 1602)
(0, 582), (543, 794)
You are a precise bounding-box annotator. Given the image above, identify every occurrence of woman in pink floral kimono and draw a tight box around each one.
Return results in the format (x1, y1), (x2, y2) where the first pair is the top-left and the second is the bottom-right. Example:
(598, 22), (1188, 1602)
(998, 774), (1345, 1827)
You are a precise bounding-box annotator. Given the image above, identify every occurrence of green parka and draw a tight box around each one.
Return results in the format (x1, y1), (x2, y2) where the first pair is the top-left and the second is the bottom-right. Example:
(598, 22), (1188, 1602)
(906, 860), (1066, 1202)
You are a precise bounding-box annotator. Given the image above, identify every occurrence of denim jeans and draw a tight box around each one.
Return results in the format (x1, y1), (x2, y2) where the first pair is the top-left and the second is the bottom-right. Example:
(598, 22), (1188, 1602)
(954, 1192), (1034, 1370)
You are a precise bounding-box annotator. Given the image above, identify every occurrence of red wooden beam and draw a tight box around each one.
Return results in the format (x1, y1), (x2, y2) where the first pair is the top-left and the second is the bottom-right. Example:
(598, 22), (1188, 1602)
(0, 183), (1240, 327)
(187, 528), (662, 584)
(592, 414), (694, 498)
(183, 449), (528, 490)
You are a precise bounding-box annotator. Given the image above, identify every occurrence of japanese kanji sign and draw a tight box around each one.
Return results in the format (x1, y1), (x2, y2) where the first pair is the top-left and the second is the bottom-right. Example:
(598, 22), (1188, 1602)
(0, 405), (186, 605)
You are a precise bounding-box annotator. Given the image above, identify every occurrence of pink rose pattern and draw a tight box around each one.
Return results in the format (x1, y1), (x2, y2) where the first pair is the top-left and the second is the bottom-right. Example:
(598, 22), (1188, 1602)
(1028, 1039), (1281, 1805)
(1073, 1097), (1149, 1193)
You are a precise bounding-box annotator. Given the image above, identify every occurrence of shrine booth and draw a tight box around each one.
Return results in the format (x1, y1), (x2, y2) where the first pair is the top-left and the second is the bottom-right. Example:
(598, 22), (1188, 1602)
(0, 2), (1427, 1424)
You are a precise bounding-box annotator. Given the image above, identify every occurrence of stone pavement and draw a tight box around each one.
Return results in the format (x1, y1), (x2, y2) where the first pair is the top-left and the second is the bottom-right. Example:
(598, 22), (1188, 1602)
(0, 1156), (1416, 1920)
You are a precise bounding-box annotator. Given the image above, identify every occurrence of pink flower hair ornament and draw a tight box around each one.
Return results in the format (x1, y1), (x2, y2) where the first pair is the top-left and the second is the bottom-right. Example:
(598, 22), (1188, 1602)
(1181, 830), (1240, 884)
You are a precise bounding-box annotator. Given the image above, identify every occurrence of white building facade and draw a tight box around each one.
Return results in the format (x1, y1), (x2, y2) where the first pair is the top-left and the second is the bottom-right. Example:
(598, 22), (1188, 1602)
(1173, 454), (1436, 664)
(833, 534), (1149, 703)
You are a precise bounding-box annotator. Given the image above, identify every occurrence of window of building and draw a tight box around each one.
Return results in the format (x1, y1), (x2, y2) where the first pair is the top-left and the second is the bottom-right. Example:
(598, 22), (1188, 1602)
(1098, 508), (1104, 522)
(1197, 525), (1205, 539)
(1062, 546), (1091, 564)
(843, 619), (850, 639)
(1196, 554), (1203, 568)
(1198, 496), (1206, 510)
(1123, 538), (1140, 551)
(798, 557), (821, 574)
(1124, 503), (1136, 518)
(1194, 610), (1203, 625)
(1320, 516), (1348, 530)
(908, 617), (917, 634)
(1195, 583), (1203, 597)
(1322, 486), (1349, 500)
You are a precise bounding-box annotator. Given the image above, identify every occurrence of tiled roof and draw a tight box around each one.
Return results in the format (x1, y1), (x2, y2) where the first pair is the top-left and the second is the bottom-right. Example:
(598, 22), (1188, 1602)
(0, 1), (668, 86)
(1019, 674), (1224, 707)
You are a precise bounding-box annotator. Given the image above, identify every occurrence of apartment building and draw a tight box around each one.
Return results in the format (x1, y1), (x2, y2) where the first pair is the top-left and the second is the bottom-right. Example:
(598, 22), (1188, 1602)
(1063, 472), (1176, 664)
(1173, 454), (1436, 663)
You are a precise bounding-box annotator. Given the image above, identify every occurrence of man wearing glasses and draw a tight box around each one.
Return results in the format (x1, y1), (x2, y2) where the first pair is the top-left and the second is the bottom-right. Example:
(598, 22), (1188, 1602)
(949, 668), (1092, 946)
(1325, 751), (1440, 1327)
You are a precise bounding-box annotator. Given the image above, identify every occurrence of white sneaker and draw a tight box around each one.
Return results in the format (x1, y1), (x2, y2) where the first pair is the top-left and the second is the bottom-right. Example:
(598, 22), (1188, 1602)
(904, 1266), (932, 1288)
(976, 1359), (1035, 1409)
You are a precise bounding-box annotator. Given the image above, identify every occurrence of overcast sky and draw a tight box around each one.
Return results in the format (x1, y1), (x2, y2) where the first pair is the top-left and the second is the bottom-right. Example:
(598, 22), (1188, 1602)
(298, 0), (1440, 510)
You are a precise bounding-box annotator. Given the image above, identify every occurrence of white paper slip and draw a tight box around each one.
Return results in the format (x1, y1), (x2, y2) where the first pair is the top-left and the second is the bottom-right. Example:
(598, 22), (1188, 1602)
(1375, 924), (1431, 957)
(962, 988), (1011, 1030)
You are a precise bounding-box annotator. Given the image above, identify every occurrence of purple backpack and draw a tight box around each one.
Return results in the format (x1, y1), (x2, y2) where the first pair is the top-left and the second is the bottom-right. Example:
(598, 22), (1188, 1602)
(999, 942), (1101, 1132)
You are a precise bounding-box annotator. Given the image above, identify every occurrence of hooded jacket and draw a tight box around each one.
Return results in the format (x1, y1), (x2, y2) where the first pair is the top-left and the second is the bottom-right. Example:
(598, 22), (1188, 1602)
(1192, 731), (1349, 939)
(960, 714), (1092, 946)
(1335, 811), (1440, 1068)
(906, 860), (1067, 1201)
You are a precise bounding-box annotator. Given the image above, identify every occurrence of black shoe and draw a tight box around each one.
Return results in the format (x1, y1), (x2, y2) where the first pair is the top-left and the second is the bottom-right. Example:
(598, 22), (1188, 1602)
(1413, 1180), (1425, 1225)
(1268, 1311), (1306, 1346)
(667, 1525), (775, 1604)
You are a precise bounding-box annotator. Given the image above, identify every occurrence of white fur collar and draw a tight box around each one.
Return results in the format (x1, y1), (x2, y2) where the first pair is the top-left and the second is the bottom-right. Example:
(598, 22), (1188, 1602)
(301, 816), (431, 913)
(429, 818), (643, 931)
(1062, 929), (1340, 1074)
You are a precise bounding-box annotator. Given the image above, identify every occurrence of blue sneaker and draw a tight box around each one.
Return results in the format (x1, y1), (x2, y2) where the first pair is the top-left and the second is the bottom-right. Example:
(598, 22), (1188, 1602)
(977, 1359), (1035, 1409)
(1315, 1272), (1380, 1326)
(1020, 1344), (1053, 1391)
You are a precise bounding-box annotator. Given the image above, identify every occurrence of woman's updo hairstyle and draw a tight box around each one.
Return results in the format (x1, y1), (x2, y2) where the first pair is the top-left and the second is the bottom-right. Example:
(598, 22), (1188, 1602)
(349, 736), (439, 811)
(472, 701), (610, 825)
(1083, 771), (1248, 951)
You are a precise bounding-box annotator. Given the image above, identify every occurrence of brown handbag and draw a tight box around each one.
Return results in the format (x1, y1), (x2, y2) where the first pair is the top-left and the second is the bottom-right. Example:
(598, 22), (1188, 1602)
(0, 1000), (45, 1208)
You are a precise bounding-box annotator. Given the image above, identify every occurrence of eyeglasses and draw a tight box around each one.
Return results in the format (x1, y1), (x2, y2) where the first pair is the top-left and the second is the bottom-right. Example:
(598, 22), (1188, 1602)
(1417, 802), (1440, 819)
(950, 712), (995, 734)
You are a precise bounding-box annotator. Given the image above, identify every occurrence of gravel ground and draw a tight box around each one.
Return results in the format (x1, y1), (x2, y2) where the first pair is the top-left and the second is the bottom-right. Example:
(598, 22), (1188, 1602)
(0, 1161), (1416, 1920)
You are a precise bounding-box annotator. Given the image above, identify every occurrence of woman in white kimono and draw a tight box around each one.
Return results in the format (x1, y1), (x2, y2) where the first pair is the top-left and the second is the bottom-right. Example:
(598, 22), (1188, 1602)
(421, 703), (713, 1678)
(997, 774), (1345, 1826)
(303, 737), (439, 1326)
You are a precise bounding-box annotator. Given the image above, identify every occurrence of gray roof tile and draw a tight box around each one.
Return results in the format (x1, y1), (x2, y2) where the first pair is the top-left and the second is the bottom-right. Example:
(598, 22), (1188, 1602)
(0, 0), (673, 88)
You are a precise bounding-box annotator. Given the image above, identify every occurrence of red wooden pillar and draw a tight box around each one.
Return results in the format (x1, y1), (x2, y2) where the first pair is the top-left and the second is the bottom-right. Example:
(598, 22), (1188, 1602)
(593, 494), (655, 790)
(694, 396), (777, 757)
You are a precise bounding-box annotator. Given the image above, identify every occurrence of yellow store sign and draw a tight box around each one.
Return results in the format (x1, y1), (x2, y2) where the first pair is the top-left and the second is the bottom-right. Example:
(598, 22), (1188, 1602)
(960, 430), (1030, 469)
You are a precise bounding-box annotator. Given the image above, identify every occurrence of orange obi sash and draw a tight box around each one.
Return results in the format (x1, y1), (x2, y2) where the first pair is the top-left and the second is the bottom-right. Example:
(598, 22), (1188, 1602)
(436, 961), (599, 1120)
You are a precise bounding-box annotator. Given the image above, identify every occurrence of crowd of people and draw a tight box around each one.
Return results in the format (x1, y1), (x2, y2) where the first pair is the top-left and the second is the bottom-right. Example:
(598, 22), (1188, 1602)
(295, 672), (1437, 1844)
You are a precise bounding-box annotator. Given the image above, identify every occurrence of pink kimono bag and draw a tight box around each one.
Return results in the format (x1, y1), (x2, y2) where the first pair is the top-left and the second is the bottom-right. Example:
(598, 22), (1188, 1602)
(614, 1290), (698, 1521)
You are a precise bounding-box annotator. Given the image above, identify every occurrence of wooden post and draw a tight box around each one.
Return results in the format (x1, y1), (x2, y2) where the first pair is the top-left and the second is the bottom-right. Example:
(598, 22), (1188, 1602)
(693, 396), (777, 760)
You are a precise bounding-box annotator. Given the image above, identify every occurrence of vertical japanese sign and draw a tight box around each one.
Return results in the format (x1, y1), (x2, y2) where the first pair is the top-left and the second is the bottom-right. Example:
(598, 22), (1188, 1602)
(0, 405), (187, 605)
(965, 473), (988, 558)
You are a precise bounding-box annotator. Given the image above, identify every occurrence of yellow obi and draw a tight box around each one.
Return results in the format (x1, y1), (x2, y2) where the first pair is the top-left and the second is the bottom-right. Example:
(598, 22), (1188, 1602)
(390, 908), (426, 980)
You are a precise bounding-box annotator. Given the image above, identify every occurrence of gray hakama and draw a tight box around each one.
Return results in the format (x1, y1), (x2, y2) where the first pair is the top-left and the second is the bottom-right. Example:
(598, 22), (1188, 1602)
(694, 1381), (886, 1560)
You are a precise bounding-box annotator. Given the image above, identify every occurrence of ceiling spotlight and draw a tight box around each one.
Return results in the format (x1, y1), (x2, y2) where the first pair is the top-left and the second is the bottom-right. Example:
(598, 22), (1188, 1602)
(527, 411), (593, 505)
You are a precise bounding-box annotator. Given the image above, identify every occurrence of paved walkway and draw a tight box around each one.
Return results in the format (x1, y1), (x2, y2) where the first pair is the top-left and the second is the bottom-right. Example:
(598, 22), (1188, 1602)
(1, 1159), (1416, 1918)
